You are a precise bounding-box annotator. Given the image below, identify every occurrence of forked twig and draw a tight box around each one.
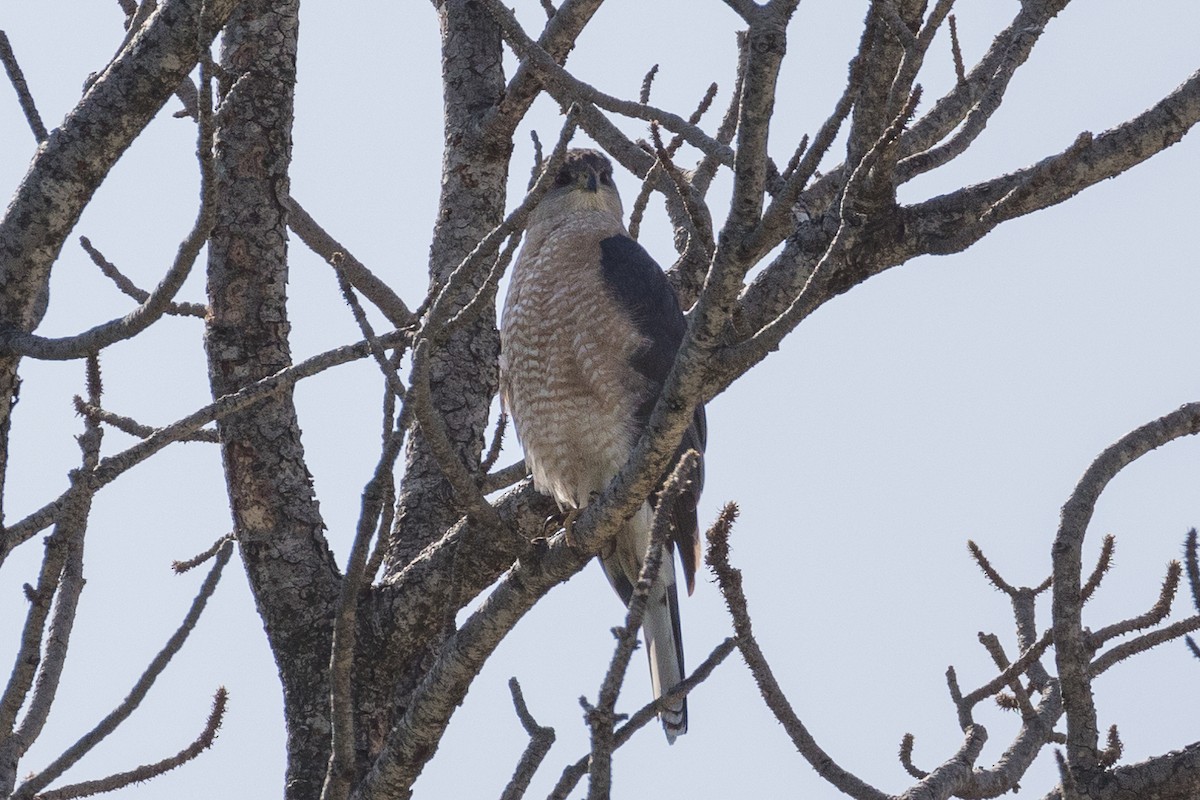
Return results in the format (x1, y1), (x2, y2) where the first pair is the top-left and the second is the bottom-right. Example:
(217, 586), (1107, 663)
(546, 637), (735, 800)
(500, 678), (555, 800)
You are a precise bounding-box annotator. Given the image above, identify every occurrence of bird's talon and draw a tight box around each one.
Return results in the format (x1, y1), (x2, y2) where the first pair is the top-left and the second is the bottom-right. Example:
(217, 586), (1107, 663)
(561, 507), (582, 547)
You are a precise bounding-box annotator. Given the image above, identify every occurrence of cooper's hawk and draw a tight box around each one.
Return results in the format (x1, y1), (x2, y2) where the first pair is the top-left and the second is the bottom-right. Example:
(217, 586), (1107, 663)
(499, 148), (706, 743)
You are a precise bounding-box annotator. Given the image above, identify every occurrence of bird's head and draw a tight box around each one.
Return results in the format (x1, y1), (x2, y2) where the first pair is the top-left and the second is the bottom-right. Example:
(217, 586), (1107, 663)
(530, 148), (624, 226)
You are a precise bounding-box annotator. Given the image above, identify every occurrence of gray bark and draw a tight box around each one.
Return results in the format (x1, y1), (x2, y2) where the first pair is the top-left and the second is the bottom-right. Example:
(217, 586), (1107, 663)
(203, 2), (340, 798)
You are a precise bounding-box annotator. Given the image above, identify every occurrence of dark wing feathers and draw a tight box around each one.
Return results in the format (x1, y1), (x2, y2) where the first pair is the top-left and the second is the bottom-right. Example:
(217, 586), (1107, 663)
(599, 235), (706, 595)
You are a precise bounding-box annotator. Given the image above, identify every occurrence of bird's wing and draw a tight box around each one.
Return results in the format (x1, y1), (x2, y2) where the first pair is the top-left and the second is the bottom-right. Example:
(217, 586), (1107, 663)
(598, 234), (706, 594)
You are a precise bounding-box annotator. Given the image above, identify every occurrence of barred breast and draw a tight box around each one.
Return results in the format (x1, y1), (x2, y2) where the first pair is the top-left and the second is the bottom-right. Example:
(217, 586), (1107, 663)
(500, 212), (647, 510)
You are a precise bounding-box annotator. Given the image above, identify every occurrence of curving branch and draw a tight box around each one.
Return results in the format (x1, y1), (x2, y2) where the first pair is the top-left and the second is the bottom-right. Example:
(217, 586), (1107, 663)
(78, 236), (207, 318)
(32, 688), (228, 800)
(1052, 402), (1200, 784)
(0, 59), (216, 361)
(706, 501), (890, 800)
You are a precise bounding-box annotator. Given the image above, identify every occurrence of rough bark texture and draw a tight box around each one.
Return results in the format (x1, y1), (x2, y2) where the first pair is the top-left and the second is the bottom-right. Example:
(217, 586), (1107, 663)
(384, 0), (510, 576)
(203, 2), (340, 799)
(370, 3), (514, 769)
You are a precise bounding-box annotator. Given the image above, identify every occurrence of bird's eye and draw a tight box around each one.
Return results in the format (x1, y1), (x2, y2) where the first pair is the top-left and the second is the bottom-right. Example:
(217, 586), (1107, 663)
(599, 170), (613, 186)
(554, 169), (573, 187)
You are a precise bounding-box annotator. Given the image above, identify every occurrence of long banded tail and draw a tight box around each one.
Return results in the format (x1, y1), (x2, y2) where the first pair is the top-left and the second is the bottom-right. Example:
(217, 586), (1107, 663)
(642, 579), (686, 743)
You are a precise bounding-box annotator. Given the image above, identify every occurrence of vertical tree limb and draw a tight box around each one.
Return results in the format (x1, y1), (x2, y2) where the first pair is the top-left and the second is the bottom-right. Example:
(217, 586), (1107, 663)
(203, 3), (340, 798)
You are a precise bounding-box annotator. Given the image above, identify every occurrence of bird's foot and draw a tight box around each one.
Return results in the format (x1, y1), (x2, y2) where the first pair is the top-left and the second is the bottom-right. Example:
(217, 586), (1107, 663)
(561, 507), (582, 547)
(542, 507), (582, 546)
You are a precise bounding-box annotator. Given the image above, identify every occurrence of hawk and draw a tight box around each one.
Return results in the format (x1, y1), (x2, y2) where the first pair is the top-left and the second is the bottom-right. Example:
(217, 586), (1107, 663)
(499, 148), (706, 743)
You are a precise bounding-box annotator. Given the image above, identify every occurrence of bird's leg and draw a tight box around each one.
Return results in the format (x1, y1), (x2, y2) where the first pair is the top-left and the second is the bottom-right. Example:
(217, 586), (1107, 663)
(541, 505), (581, 544)
(545, 492), (601, 548)
(560, 507), (582, 547)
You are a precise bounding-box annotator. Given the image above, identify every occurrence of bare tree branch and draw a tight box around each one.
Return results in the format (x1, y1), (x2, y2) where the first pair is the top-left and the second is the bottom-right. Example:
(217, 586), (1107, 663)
(11, 540), (234, 799)
(545, 637), (736, 800)
(78, 236), (207, 318)
(286, 195), (414, 329)
(0, 29), (48, 142)
(32, 687), (228, 800)
(1052, 402), (1200, 783)
(499, 678), (555, 800)
(706, 501), (889, 800)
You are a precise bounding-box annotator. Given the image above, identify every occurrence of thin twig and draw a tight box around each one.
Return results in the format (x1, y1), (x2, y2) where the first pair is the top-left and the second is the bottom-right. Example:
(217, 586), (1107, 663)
(546, 637), (735, 800)
(331, 256), (408, 402)
(947, 14), (965, 85)
(630, 81), (719, 242)
(978, 633), (1036, 718)
(961, 628), (1053, 708)
(33, 688), (227, 800)
(321, 424), (407, 800)
(639, 64), (658, 105)
(1184, 529), (1199, 612)
(500, 678), (555, 800)
(12, 541), (234, 799)
(968, 540), (1017, 596)
(588, 454), (696, 798)
(482, 0), (735, 168)
(898, 733), (929, 779)
(706, 502), (888, 800)
(0, 30), (49, 142)
(172, 533), (236, 574)
(1080, 534), (1115, 602)
(285, 196), (414, 329)
(78, 237), (207, 318)
(73, 397), (219, 443)
(1089, 614), (1200, 678)
(1090, 561), (1181, 646)
(481, 412), (507, 475)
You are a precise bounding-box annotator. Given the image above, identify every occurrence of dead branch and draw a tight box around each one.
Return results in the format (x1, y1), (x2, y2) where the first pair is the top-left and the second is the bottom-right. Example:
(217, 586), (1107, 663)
(73, 396), (219, 443)
(32, 687), (228, 800)
(1053, 402), (1200, 782)
(12, 540), (234, 799)
(706, 501), (889, 800)
(587, 453), (695, 798)
(78, 236), (207, 318)
(545, 637), (735, 800)
(0, 29), (48, 142)
(1, 330), (409, 559)
(499, 678), (555, 800)
(285, 196), (414, 329)
(0, 57), (217, 361)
